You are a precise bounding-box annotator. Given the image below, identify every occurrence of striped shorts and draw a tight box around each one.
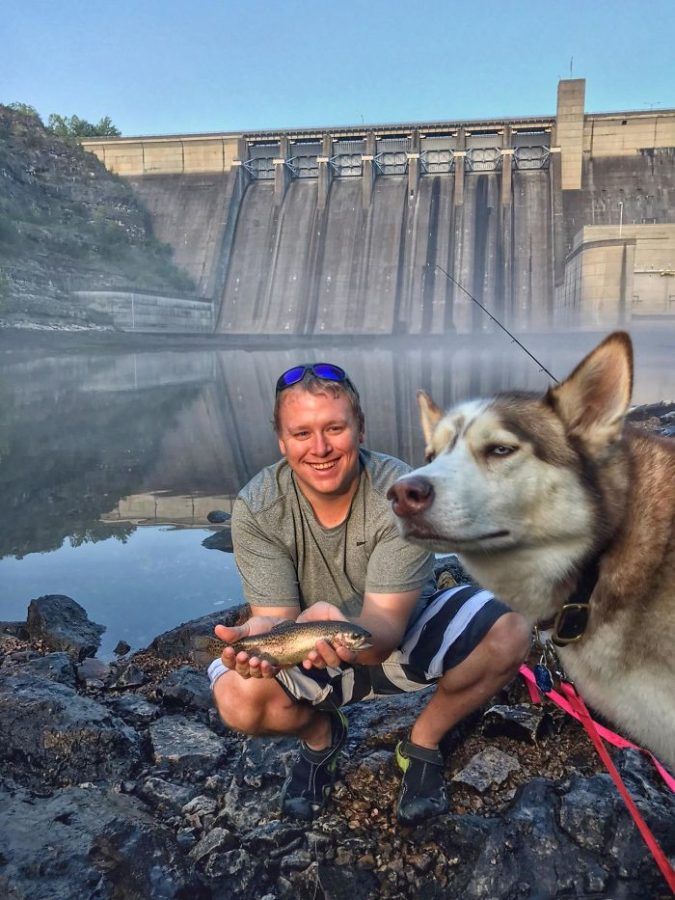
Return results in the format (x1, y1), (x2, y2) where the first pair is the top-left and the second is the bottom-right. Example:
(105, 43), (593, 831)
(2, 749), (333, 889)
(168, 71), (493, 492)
(275, 584), (511, 709)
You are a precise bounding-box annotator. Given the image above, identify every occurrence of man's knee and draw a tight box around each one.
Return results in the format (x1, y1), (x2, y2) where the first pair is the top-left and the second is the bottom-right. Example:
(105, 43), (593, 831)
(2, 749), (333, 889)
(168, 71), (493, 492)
(484, 612), (531, 675)
(212, 672), (281, 735)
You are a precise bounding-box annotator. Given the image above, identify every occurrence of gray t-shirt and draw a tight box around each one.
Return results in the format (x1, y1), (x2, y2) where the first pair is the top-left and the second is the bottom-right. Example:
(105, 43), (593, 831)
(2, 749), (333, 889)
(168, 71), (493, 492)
(232, 449), (435, 619)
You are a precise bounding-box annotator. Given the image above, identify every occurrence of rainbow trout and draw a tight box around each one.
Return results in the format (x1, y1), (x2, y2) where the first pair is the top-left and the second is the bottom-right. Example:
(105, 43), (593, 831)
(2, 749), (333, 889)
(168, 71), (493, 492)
(192, 620), (372, 668)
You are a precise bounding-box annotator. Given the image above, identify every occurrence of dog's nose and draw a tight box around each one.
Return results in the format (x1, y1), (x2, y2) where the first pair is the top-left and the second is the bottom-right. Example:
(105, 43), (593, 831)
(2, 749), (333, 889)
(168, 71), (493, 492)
(387, 476), (435, 517)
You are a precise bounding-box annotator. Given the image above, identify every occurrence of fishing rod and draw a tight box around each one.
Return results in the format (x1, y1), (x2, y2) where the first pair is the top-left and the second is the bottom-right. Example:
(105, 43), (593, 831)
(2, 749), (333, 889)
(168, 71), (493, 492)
(434, 264), (560, 384)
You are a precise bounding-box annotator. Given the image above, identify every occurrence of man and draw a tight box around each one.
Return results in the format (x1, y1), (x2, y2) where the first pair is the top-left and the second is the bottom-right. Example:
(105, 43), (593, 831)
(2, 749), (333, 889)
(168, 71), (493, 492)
(209, 363), (530, 824)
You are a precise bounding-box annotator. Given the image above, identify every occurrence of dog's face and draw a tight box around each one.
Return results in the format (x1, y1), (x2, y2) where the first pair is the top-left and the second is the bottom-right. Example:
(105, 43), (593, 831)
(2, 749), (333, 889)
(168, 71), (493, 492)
(389, 394), (595, 555)
(388, 332), (634, 564)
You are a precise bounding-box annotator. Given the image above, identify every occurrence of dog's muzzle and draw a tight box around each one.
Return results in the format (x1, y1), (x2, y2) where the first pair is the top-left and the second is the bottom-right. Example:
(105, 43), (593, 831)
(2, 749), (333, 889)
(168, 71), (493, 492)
(387, 475), (435, 518)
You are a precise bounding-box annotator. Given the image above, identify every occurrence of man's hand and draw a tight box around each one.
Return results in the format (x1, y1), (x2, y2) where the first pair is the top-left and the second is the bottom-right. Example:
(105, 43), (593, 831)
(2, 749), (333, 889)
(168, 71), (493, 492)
(215, 616), (288, 680)
(295, 602), (360, 670)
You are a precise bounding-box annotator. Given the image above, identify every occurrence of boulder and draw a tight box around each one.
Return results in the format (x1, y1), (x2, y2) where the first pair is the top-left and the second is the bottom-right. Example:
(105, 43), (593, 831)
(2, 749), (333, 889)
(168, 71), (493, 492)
(147, 604), (249, 660)
(0, 673), (141, 788)
(26, 595), (104, 660)
(0, 781), (205, 899)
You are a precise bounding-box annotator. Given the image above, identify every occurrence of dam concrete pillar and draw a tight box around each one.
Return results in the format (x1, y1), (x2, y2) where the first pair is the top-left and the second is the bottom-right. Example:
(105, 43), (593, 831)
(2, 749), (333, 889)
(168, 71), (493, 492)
(556, 79), (585, 190)
(407, 129), (421, 197)
(500, 125), (513, 206)
(317, 133), (333, 210)
(454, 127), (466, 205)
(362, 131), (377, 208)
(273, 137), (291, 207)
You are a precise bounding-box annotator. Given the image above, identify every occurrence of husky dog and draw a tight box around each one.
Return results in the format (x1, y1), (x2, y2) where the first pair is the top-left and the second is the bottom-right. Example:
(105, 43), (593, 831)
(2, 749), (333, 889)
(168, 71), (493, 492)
(388, 332), (675, 768)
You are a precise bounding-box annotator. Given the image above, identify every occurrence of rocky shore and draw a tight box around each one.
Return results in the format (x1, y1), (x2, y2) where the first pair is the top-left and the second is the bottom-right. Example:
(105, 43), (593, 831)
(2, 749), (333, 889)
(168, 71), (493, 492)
(1, 585), (673, 899)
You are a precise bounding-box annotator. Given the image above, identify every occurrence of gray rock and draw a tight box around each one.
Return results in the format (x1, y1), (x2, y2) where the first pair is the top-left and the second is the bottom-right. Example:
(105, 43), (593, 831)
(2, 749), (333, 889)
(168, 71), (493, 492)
(182, 794), (218, 819)
(110, 661), (147, 689)
(2, 650), (76, 687)
(136, 776), (197, 813)
(0, 781), (204, 899)
(189, 825), (237, 863)
(452, 747), (521, 793)
(201, 526), (233, 552)
(482, 703), (552, 743)
(148, 603), (248, 659)
(159, 665), (213, 711)
(149, 715), (227, 771)
(0, 673), (141, 788)
(76, 656), (111, 688)
(107, 693), (160, 725)
(113, 639), (131, 656)
(26, 595), (104, 660)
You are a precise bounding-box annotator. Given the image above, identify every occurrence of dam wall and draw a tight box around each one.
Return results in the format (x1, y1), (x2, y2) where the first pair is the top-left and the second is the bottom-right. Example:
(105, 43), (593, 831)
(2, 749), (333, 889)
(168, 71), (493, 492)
(81, 80), (675, 333)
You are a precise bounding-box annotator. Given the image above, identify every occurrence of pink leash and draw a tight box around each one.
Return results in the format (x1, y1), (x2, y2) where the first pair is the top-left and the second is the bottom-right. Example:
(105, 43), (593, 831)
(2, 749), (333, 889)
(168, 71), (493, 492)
(519, 664), (675, 893)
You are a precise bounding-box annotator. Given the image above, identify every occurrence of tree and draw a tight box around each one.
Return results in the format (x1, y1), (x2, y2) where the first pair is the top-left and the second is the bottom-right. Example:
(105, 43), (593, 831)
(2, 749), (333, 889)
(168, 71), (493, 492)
(47, 113), (121, 138)
(7, 102), (42, 122)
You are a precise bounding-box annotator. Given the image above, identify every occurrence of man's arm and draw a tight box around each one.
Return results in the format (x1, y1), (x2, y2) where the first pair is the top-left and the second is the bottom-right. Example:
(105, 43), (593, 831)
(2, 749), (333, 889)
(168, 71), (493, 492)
(297, 588), (422, 669)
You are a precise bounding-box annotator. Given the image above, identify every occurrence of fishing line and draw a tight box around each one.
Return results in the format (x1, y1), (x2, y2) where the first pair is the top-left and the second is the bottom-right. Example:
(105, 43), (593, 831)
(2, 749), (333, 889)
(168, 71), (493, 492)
(434, 264), (560, 384)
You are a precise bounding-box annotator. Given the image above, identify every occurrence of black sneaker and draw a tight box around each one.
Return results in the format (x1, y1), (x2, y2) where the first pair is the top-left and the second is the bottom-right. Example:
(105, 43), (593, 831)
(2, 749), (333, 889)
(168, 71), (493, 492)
(280, 707), (348, 820)
(395, 738), (449, 826)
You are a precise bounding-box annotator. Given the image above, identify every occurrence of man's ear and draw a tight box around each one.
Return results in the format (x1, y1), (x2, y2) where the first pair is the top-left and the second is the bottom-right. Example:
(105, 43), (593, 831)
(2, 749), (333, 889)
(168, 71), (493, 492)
(417, 390), (443, 446)
(278, 435), (287, 457)
(547, 331), (633, 455)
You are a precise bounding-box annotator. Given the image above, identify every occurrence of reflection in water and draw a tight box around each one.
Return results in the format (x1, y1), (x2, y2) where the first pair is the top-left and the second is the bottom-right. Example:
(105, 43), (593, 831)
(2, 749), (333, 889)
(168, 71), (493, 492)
(0, 327), (672, 652)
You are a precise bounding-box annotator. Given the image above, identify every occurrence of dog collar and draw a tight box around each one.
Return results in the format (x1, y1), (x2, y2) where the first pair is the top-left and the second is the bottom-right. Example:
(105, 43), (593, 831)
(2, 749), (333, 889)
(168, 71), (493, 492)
(541, 554), (601, 647)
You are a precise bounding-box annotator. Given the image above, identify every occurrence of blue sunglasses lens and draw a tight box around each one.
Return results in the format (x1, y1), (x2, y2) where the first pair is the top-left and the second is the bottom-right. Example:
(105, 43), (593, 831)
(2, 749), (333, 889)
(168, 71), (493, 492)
(312, 363), (346, 381)
(278, 365), (307, 389)
(276, 363), (347, 393)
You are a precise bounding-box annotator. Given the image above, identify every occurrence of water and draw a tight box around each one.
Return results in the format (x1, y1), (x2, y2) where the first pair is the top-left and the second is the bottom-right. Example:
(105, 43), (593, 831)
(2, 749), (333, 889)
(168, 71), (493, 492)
(1, 326), (673, 658)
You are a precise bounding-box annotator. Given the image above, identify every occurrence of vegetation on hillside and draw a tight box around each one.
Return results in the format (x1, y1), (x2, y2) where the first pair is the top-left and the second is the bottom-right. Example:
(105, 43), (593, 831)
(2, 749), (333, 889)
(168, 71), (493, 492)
(0, 104), (194, 324)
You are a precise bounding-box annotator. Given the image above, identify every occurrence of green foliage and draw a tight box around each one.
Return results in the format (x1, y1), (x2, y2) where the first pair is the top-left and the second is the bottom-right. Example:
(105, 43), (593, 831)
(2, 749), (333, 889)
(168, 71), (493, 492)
(7, 102), (42, 122)
(47, 113), (121, 138)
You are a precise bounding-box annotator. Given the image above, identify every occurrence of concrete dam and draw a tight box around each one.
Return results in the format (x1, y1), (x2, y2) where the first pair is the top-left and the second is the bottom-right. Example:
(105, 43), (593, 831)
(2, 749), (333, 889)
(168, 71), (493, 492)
(83, 80), (675, 334)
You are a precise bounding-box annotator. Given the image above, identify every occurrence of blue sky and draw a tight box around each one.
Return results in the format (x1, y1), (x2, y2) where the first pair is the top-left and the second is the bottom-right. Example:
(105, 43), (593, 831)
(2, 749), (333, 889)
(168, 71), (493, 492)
(4, 0), (674, 136)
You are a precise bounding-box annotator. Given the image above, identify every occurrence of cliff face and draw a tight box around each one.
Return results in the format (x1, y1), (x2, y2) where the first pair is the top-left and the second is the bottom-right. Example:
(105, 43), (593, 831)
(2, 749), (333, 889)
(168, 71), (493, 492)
(0, 106), (194, 327)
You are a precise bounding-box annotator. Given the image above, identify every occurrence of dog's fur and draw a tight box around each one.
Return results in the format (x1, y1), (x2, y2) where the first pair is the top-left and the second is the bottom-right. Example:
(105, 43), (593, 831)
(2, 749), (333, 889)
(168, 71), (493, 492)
(389, 332), (675, 768)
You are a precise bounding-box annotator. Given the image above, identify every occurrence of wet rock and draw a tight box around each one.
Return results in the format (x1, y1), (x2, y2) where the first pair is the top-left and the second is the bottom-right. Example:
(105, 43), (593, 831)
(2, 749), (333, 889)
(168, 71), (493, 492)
(206, 509), (231, 524)
(290, 862), (379, 900)
(110, 661), (147, 689)
(76, 656), (111, 689)
(245, 820), (304, 857)
(148, 603), (249, 659)
(204, 846), (259, 886)
(158, 665), (213, 711)
(107, 693), (160, 726)
(452, 747), (521, 793)
(1, 650), (76, 687)
(113, 639), (131, 656)
(482, 703), (552, 743)
(0, 673), (141, 788)
(202, 527), (234, 553)
(0, 781), (204, 899)
(148, 715), (227, 771)
(182, 793), (218, 827)
(136, 776), (197, 813)
(26, 595), (105, 660)
(189, 825), (237, 863)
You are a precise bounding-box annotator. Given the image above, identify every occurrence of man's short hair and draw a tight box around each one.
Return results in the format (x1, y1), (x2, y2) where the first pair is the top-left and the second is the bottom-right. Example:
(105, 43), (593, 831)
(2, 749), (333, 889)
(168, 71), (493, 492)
(273, 370), (365, 435)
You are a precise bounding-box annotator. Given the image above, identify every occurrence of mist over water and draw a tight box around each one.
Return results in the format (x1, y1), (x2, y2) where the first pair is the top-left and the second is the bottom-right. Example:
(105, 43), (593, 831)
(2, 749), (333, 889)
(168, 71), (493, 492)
(0, 325), (672, 656)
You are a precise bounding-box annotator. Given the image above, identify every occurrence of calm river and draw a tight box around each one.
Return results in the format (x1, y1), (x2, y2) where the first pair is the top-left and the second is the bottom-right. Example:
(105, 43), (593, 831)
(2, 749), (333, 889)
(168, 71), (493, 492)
(1, 326), (673, 658)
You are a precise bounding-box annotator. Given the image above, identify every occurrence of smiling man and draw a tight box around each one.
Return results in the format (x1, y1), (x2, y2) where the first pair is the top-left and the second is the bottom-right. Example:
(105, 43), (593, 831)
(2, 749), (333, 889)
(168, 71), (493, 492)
(209, 363), (529, 824)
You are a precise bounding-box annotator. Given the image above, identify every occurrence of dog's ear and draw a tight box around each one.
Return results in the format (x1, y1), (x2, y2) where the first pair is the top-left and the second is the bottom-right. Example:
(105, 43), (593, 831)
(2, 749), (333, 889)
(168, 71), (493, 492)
(547, 331), (633, 454)
(417, 390), (443, 445)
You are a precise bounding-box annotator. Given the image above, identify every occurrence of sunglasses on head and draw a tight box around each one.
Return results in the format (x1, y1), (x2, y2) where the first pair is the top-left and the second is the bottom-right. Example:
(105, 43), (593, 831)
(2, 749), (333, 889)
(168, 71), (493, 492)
(275, 363), (349, 394)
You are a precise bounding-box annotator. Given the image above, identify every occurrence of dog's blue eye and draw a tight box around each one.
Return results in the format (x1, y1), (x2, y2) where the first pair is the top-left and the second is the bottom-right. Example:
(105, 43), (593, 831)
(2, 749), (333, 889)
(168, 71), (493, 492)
(488, 445), (516, 457)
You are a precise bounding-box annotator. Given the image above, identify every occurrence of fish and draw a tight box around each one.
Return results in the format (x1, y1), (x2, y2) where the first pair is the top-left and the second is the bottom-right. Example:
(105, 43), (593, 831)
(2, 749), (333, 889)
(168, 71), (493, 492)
(191, 620), (372, 668)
